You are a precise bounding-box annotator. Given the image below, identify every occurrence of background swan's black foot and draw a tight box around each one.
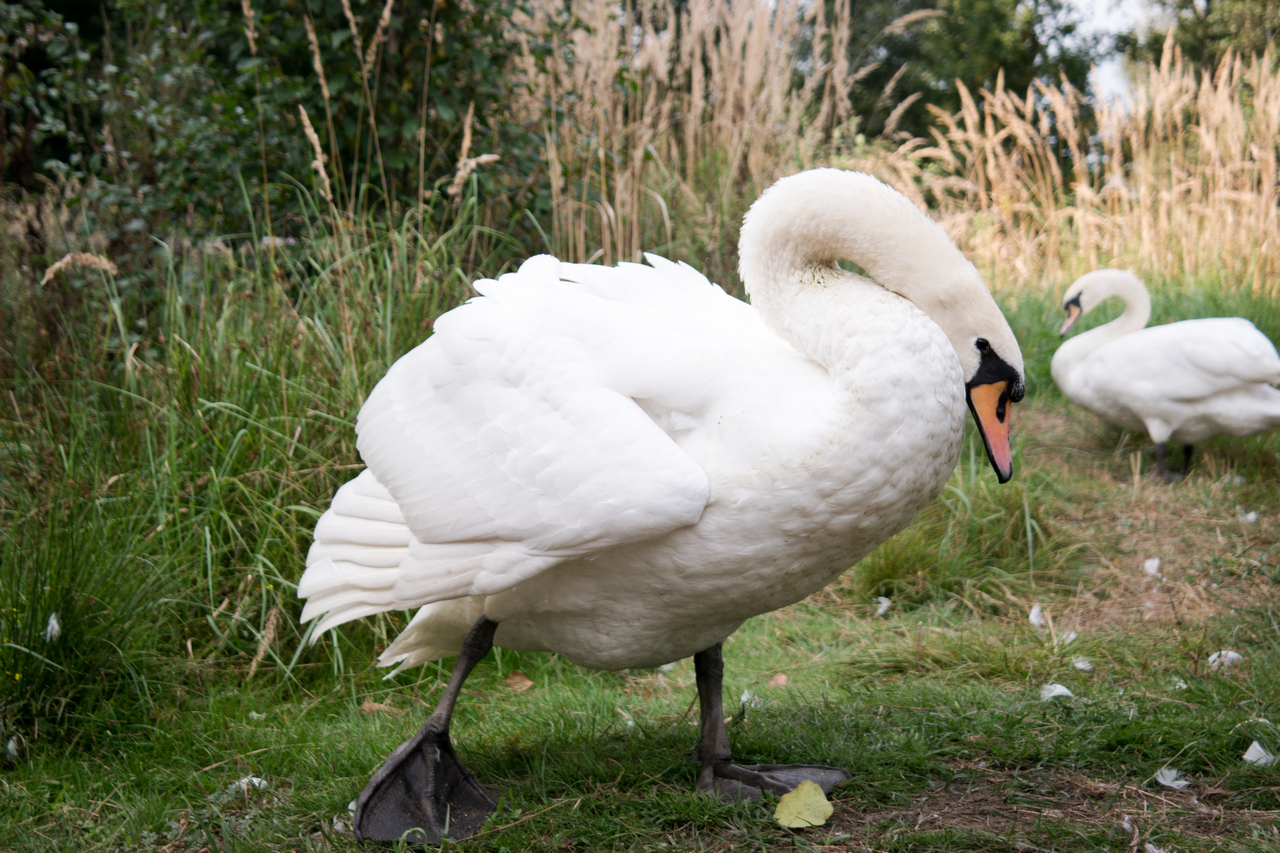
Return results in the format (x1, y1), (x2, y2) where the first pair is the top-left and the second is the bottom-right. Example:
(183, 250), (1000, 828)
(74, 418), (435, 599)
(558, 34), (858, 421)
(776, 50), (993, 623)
(701, 762), (850, 801)
(354, 721), (497, 843)
(1153, 442), (1189, 481)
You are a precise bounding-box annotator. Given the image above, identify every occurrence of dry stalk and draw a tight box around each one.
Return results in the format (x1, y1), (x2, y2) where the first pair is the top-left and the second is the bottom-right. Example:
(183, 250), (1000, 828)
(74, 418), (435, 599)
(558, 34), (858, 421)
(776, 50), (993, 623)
(304, 16), (330, 108)
(304, 16), (346, 206)
(240, 0), (258, 56)
(364, 0), (395, 77)
(838, 36), (1280, 294)
(102, 125), (121, 175)
(884, 92), (923, 137)
(340, 0), (364, 68)
(510, 0), (899, 264)
(882, 9), (946, 38)
(338, 0), (391, 203)
(447, 154), (501, 200)
(507, 2), (1277, 294)
(298, 105), (334, 204)
(247, 606), (281, 680)
(41, 252), (118, 285)
(447, 102), (500, 198)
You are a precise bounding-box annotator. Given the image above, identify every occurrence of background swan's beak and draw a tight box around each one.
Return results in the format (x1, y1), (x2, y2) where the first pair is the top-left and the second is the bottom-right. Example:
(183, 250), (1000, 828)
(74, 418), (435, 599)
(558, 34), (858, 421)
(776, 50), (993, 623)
(966, 381), (1014, 483)
(1060, 303), (1082, 336)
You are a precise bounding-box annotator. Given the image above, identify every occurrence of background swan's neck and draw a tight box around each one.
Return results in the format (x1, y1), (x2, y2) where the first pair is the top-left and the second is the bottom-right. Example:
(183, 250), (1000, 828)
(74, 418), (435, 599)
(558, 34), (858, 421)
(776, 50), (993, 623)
(1052, 272), (1152, 382)
(738, 170), (1000, 372)
(1068, 273), (1152, 355)
(1104, 275), (1152, 335)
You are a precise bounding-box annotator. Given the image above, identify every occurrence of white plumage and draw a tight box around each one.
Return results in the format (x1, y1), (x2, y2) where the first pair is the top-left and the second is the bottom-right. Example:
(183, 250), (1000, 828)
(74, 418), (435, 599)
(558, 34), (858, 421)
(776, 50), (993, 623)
(1051, 269), (1280, 471)
(298, 169), (1025, 674)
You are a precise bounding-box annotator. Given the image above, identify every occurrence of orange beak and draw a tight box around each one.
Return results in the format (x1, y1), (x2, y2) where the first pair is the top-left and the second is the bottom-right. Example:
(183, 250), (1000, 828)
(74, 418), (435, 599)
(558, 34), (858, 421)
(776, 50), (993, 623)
(966, 381), (1014, 483)
(1060, 303), (1082, 336)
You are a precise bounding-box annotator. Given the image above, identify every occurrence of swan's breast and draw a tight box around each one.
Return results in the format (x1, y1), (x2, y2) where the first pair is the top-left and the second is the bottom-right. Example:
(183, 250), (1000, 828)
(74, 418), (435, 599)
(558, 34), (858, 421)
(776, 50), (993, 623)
(679, 284), (964, 533)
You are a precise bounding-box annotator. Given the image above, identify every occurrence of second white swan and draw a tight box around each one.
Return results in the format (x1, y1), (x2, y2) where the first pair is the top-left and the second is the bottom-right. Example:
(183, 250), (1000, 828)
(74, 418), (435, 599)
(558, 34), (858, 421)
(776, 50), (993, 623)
(1052, 268), (1280, 477)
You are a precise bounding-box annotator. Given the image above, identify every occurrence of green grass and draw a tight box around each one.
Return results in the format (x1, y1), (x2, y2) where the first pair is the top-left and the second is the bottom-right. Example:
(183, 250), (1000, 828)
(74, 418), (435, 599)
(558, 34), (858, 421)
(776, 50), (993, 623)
(0, 205), (500, 733)
(1, 603), (1277, 850)
(3, 216), (1280, 850)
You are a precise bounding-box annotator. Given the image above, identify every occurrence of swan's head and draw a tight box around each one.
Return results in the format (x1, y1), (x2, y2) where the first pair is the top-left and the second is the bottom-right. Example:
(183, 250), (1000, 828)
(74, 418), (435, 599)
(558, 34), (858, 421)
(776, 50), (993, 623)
(1059, 269), (1145, 336)
(739, 169), (1025, 482)
(947, 291), (1025, 484)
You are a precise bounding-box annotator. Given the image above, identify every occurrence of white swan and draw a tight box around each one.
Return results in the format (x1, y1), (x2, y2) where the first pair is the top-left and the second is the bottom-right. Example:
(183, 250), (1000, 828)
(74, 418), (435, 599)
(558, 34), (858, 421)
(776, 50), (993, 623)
(1052, 269), (1280, 477)
(298, 169), (1025, 842)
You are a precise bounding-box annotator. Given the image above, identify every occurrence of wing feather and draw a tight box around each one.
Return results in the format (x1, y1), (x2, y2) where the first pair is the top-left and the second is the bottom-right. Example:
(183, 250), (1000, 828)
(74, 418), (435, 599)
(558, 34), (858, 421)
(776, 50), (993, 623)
(299, 254), (815, 643)
(352, 255), (720, 598)
(1089, 318), (1280, 402)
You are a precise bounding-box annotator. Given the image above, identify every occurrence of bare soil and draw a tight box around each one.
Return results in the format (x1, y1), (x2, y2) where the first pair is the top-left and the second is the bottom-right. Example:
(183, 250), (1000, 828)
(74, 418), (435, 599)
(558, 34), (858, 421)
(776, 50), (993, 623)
(1020, 405), (1279, 635)
(820, 761), (1280, 850)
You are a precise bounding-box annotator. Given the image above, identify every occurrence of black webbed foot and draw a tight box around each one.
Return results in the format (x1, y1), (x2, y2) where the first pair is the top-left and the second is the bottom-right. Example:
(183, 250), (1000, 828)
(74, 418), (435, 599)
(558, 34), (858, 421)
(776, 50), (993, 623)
(693, 644), (850, 804)
(354, 720), (497, 843)
(700, 761), (850, 801)
(354, 615), (501, 843)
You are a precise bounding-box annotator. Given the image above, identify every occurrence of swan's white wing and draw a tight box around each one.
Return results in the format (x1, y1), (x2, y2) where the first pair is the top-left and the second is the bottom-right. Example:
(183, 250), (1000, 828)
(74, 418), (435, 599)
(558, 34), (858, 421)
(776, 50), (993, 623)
(353, 256), (731, 599)
(1160, 319), (1280, 391)
(1093, 318), (1280, 402)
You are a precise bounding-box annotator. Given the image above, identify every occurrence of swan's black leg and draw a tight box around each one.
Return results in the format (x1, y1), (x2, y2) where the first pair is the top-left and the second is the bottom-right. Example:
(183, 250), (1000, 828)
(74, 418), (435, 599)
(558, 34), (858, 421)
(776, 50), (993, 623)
(1154, 443), (1182, 481)
(693, 643), (849, 801)
(354, 615), (499, 843)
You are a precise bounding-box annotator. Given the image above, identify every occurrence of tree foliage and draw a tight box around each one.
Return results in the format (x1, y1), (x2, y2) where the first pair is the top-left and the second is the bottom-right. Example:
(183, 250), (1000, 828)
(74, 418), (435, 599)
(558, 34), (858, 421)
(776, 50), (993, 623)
(834, 0), (1098, 139)
(2, 0), (538, 247)
(1119, 0), (1279, 67)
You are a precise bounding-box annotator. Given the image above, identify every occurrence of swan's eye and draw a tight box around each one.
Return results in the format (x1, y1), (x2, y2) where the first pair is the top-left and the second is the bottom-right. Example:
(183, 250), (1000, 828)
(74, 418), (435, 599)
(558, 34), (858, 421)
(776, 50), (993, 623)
(975, 338), (990, 352)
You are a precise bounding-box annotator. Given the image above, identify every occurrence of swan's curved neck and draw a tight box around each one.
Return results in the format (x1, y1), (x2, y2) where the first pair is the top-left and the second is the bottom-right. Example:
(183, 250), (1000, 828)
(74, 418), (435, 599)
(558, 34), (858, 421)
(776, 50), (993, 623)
(1101, 274), (1151, 333)
(738, 170), (994, 367)
(1074, 275), (1152, 351)
(1053, 273), (1152, 383)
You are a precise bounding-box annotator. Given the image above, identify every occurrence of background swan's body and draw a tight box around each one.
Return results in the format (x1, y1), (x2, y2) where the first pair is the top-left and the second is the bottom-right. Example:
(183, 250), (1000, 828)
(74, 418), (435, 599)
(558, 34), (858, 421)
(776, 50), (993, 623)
(1052, 269), (1280, 473)
(297, 169), (1025, 842)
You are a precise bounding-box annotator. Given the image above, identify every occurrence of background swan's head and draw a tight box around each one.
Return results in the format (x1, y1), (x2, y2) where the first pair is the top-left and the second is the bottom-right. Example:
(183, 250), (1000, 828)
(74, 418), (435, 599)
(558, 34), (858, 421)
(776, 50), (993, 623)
(739, 169), (1025, 481)
(1060, 269), (1146, 335)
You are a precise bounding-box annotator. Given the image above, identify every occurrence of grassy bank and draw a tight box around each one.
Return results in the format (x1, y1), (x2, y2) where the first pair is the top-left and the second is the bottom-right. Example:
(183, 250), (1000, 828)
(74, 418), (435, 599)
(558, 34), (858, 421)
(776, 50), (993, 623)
(0, 207), (494, 737)
(3, 594), (1279, 852)
(3, 230), (1280, 848)
(2, 438), (1278, 851)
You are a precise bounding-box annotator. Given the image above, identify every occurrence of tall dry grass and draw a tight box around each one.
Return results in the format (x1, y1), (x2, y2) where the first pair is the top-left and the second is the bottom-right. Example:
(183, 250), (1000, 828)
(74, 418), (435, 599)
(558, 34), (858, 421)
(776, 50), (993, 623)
(511, 8), (1279, 297)
(508, 0), (933, 276)
(839, 34), (1280, 294)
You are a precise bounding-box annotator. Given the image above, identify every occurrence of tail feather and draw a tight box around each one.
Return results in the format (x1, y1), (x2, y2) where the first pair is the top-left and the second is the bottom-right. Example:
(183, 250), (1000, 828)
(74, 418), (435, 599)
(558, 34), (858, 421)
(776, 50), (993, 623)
(312, 513), (411, 548)
(298, 468), (516, 654)
(299, 469), (413, 637)
(305, 541), (405, 569)
(299, 571), (397, 624)
(312, 596), (395, 636)
(323, 486), (408, 524)
(378, 597), (486, 674)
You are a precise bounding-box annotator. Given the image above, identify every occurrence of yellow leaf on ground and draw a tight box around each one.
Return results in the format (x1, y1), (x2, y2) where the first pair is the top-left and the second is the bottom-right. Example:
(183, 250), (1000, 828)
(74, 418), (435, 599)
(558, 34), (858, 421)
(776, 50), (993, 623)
(774, 779), (833, 828)
(505, 671), (534, 693)
(768, 673), (789, 688)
